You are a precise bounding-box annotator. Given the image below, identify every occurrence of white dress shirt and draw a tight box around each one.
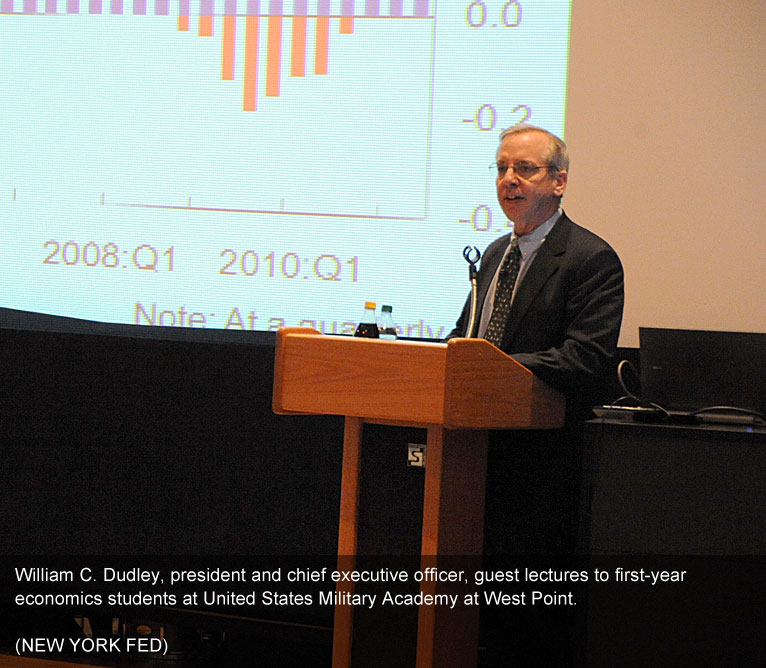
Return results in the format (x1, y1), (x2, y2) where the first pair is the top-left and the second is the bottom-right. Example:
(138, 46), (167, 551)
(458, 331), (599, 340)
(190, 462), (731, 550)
(477, 209), (563, 338)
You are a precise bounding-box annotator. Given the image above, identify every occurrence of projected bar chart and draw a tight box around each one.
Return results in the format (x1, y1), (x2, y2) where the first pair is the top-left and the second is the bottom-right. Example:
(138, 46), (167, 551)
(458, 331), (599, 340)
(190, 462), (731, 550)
(2, 1), (573, 331)
(1, 1), (434, 112)
(1, 1), (438, 221)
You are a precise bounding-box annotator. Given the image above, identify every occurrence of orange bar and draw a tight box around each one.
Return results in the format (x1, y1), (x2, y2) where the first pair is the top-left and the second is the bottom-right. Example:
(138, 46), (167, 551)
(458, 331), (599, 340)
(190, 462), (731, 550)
(340, 16), (353, 34)
(199, 15), (213, 37)
(266, 15), (282, 97)
(222, 16), (236, 80)
(243, 16), (259, 112)
(315, 16), (329, 75)
(291, 16), (307, 77)
(178, 16), (189, 32)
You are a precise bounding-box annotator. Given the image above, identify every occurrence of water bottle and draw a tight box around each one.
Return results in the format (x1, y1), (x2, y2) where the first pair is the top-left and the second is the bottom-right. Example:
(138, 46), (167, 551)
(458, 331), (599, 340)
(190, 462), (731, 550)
(354, 301), (379, 338)
(378, 305), (398, 340)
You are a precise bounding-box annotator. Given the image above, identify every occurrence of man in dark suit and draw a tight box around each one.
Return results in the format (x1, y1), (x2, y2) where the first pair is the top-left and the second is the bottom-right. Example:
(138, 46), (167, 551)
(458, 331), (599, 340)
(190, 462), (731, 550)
(448, 122), (624, 552)
(448, 124), (624, 410)
(448, 126), (623, 666)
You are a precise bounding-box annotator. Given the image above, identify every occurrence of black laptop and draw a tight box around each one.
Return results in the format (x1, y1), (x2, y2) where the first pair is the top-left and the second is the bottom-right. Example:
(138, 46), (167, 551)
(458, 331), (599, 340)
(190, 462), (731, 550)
(638, 327), (765, 421)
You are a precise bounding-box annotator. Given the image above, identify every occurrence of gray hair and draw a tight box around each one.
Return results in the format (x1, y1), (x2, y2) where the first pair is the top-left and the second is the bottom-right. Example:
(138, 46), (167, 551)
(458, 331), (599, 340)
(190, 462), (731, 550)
(498, 124), (569, 173)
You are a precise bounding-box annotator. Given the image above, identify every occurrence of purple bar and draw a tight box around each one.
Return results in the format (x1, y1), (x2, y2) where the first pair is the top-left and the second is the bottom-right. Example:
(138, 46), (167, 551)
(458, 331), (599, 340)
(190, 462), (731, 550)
(317, 0), (328, 15)
(293, 0), (306, 15)
(341, 0), (353, 16)
(414, 0), (428, 17)
(390, 0), (402, 17)
(200, 0), (213, 15)
(179, 0), (188, 16)
(364, 0), (378, 17)
(247, 0), (258, 15)
(110, 0), (122, 14)
(1, 0), (13, 14)
(224, 0), (235, 15)
(133, 0), (145, 14)
(268, 0), (280, 15)
(67, 0), (78, 12)
(154, 0), (168, 14)
(24, 0), (37, 13)
(89, 0), (101, 13)
(45, 0), (56, 13)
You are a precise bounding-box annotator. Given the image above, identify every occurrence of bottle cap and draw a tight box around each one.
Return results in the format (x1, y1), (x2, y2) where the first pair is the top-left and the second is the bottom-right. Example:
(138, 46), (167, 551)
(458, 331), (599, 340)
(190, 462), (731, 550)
(381, 305), (392, 313)
(365, 301), (376, 310)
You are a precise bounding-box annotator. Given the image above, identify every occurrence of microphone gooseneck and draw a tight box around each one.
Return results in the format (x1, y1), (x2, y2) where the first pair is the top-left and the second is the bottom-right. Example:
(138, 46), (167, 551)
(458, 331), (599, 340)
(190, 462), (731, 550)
(462, 246), (481, 338)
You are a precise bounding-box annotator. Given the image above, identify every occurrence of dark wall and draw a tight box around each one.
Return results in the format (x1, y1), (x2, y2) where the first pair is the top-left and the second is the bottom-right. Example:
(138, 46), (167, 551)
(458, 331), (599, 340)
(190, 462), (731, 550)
(1, 315), (344, 555)
(0, 307), (637, 556)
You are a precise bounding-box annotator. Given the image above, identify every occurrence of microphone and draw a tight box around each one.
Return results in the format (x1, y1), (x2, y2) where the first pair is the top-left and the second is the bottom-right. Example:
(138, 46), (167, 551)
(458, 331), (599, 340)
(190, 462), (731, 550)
(462, 246), (481, 338)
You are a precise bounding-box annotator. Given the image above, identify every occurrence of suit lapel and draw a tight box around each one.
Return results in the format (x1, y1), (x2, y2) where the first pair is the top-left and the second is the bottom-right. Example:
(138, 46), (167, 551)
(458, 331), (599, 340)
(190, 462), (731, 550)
(502, 215), (571, 345)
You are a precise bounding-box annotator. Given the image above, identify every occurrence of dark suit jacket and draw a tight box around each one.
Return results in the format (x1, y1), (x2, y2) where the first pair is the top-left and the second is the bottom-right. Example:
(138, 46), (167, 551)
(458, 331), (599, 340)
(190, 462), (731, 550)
(448, 213), (624, 557)
(448, 213), (624, 408)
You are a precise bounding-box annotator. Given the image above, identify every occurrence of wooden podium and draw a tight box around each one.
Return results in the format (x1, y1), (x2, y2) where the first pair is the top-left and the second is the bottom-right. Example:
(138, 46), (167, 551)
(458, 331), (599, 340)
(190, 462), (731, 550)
(273, 327), (565, 668)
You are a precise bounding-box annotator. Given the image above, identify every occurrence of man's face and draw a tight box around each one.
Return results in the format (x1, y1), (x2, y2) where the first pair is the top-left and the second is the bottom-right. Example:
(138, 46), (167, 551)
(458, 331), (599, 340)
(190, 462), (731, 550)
(495, 131), (568, 236)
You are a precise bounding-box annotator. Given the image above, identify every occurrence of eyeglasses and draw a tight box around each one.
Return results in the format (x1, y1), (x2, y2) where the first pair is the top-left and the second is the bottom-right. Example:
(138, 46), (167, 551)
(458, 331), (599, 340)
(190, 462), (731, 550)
(490, 161), (551, 180)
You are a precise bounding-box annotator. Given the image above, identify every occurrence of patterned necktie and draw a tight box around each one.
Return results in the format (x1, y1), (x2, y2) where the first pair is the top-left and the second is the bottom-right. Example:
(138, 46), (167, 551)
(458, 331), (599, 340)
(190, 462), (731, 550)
(484, 237), (522, 346)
